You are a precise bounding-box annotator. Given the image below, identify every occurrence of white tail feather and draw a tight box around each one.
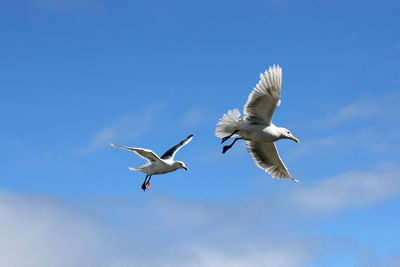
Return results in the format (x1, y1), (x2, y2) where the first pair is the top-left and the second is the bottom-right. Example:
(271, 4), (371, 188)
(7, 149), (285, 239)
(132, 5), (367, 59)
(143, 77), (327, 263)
(215, 108), (243, 138)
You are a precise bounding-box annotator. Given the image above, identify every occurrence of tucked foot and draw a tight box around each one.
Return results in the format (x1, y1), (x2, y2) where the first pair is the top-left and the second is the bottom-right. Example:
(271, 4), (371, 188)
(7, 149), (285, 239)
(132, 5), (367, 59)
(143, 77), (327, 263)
(141, 182), (147, 191)
(146, 182), (151, 190)
(221, 136), (230, 144)
(222, 145), (231, 154)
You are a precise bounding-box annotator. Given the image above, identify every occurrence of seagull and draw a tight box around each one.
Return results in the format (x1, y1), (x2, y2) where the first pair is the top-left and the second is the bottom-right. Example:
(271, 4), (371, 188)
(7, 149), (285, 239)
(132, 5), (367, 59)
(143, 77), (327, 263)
(215, 65), (300, 182)
(109, 134), (193, 191)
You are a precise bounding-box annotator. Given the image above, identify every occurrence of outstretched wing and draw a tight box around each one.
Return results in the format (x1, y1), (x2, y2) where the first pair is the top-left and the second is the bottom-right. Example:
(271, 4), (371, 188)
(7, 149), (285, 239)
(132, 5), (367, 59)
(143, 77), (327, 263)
(246, 141), (298, 182)
(109, 144), (162, 162)
(161, 134), (194, 160)
(243, 65), (282, 125)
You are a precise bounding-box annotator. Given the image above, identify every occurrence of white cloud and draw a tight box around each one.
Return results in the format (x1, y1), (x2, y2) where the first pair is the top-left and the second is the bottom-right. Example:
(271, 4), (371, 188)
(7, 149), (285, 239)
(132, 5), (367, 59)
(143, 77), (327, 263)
(291, 94), (400, 158)
(0, 191), (114, 267)
(178, 107), (212, 127)
(78, 105), (162, 153)
(313, 94), (400, 130)
(184, 241), (315, 267)
(289, 164), (400, 213)
(289, 128), (400, 159)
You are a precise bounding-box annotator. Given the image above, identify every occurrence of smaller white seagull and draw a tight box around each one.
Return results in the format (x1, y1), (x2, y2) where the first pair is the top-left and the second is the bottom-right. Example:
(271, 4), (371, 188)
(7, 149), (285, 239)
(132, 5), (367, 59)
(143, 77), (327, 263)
(215, 65), (300, 182)
(109, 134), (193, 191)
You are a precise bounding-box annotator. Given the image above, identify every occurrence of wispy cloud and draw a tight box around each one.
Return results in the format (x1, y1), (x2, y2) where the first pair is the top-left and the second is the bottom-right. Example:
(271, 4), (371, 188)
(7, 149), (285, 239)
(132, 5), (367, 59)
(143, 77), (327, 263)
(289, 128), (400, 159)
(386, 252), (400, 267)
(288, 164), (400, 213)
(292, 94), (400, 158)
(313, 94), (400, 130)
(78, 105), (163, 153)
(177, 107), (213, 127)
(184, 241), (315, 267)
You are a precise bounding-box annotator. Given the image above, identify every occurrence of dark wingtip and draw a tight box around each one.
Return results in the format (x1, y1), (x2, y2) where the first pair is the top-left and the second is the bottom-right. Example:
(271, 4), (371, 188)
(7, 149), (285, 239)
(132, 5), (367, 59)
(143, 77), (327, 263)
(188, 134), (194, 139)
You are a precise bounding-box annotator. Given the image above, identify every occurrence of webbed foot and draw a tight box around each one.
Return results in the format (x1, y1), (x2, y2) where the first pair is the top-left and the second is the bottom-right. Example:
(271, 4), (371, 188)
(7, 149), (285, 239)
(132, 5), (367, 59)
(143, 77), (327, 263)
(222, 145), (231, 154)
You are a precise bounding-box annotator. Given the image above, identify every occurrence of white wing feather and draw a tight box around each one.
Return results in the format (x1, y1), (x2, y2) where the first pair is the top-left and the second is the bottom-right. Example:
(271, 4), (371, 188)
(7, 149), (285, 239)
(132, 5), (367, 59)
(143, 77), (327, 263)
(109, 144), (162, 163)
(246, 141), (298, 182)
(243, 65), (282, 125)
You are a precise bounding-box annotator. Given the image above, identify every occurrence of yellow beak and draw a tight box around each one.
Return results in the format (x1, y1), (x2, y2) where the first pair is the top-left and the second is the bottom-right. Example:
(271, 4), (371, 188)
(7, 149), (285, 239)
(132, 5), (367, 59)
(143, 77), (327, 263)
(183, 166), (188, 171)
(291, 137), (299, 143)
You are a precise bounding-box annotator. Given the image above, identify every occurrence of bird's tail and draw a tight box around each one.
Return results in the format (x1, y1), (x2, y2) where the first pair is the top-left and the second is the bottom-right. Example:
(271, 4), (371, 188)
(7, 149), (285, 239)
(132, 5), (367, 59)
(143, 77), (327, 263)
(215, 108), (243, 138)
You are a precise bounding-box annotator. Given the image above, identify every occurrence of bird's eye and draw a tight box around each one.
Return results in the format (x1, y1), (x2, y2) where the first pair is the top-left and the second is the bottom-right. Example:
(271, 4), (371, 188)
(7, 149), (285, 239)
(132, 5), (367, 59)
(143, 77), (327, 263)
(287, 131), (290, 134)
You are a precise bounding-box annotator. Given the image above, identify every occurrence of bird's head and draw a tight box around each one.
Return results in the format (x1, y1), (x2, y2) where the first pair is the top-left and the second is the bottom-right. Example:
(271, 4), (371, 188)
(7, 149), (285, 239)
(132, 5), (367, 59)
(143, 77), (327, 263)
(174, 161), (188, 171)
(279, 128), (299, 143)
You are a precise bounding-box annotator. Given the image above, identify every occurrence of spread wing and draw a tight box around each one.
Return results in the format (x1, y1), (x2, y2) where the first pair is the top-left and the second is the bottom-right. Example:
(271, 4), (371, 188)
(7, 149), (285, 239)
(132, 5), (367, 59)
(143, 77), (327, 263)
(161, 134), (193, 160)
(243, 65), (282, 125)
(109, 144), (162, 163)
(246, 141), (299, 182)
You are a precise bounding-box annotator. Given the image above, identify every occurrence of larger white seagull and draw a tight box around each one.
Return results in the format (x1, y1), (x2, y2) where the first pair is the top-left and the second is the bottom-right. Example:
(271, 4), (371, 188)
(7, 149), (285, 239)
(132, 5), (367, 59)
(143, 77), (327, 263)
(215, 65), (299, 182)
(109, 134), (193, 191)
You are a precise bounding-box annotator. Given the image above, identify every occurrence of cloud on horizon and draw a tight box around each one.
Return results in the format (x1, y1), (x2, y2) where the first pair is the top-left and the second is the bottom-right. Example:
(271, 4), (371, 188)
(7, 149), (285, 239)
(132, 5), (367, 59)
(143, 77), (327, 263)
(1, 162), (400, 266)
(0, 189), (317, 267)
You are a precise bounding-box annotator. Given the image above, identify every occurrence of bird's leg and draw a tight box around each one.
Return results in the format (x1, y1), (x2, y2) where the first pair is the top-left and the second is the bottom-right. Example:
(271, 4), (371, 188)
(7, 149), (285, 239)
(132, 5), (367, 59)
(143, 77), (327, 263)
(222, 137), (242, 154)
(221, 130), (239, 144)
(146, 175), (152, 190)
(141, 175), (149, 191)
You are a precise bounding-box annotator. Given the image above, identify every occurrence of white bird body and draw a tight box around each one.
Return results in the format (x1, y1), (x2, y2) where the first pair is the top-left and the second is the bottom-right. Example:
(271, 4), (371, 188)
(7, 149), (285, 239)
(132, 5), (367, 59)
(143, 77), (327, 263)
(237, 123), (281, 143)
(215, 65), (299, 182)
(131, 159), (182, 175)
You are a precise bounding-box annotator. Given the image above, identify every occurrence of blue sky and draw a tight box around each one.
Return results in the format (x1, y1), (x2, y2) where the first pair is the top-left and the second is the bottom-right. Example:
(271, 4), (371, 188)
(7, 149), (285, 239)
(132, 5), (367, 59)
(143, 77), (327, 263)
(1, 0), (400, 266)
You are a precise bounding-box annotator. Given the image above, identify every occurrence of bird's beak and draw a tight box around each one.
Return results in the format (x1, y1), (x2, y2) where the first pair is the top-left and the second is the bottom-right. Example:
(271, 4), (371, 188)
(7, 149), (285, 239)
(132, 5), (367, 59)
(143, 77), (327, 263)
(291, 137), (299, 143)
(183, 166), (188, 171)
